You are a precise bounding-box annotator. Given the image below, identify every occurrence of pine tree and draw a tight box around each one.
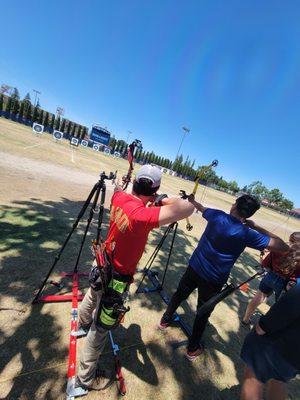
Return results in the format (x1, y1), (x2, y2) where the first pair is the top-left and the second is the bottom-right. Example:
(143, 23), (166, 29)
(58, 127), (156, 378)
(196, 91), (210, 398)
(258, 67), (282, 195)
(11, 87), (20, 114)
(80, 127), (86, 140)
(32, 106), (39, 122)
(71, 123), (76, 136)
(67, 121), (72, 134)
(118, 142), (124, 154)
(135, 149), (142, 162)
(11, 88), (20, 100)
(83, 127), (88, 139)
(109, 136), (117, 151)
(60, 119), (66, 133)
(23, 93), (31, 119)
(11, 99), (20, 116)
(54, 116), (61, 130)
(148, 152), (154, 163)
(139, 151), (145, 163)
(49, 114), (55, 130)
(38, 110), (44, 124)
(0, 94), (4, 114)
(24, 93), (31, 103)
(5, 97), (12, 117)
(18, 101), (25, 119)
(43, 112), (49, 128)
(25, 104), (32, 121)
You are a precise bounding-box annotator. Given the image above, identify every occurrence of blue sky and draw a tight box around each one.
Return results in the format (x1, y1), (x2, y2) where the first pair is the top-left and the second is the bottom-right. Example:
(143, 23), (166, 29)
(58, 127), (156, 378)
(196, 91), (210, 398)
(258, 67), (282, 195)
(1, 1), (299, 206)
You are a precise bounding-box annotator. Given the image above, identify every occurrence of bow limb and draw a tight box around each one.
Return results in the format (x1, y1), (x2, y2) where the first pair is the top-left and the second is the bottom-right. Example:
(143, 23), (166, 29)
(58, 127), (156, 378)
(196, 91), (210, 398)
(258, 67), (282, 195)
(185, 159), (219, 231)
(121, 140), (142, 190)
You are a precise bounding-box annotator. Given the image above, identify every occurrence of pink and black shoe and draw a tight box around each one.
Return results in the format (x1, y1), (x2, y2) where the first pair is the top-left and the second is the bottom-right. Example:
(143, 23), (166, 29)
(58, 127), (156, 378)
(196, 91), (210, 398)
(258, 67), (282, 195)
(158, 314), (172, 331)
(185, 344), (204, 361)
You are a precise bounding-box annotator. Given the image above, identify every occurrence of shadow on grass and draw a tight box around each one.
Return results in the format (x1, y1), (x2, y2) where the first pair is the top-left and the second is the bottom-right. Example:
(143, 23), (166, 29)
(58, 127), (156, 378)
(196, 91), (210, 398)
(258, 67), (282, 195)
(0, 197), (111, 399)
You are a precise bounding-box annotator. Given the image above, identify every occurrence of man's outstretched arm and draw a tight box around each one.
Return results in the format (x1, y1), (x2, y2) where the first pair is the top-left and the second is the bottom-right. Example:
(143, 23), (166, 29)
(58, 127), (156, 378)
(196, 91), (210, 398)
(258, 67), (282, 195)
(158, 197), (194, 226)
(245, 220), (289, 253)
(187, 194), (206, 214)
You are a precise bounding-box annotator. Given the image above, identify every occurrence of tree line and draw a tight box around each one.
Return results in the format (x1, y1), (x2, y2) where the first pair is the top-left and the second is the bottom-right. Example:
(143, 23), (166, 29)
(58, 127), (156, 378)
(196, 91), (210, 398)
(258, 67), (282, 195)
(0, 89), (88, 139)
(0, 86), (294, 211)
(241, 181), (294, 211)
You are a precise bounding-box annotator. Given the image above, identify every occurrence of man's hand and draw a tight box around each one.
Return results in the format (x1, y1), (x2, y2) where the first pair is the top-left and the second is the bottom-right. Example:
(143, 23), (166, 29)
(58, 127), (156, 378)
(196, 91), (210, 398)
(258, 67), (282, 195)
(186, 194), (206, 213)
(255, 323), (266, 335)
(187, 194), (195, 204)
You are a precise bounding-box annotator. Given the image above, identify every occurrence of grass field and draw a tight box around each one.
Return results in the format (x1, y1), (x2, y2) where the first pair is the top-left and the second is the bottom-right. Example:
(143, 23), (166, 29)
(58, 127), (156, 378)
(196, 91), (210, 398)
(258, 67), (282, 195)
(0, 118), (299, 400)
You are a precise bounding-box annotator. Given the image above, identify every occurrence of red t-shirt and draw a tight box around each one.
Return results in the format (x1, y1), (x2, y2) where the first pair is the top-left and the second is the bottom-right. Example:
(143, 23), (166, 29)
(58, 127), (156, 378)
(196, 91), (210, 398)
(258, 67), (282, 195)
(105, 191), (160, 275)
(262, 252), (300, 279)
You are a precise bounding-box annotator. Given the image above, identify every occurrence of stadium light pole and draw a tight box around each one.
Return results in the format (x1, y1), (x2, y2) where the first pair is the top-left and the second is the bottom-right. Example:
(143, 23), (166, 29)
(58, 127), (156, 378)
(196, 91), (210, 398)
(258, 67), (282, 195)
(33, 89), (41, 107)
(175, 126), (190, 160)
(126, 131), (132, 143)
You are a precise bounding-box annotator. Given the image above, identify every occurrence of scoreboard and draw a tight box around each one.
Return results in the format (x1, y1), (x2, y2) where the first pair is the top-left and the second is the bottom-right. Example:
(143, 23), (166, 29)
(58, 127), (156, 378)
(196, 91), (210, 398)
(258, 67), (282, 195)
(90, 126), (111, 145)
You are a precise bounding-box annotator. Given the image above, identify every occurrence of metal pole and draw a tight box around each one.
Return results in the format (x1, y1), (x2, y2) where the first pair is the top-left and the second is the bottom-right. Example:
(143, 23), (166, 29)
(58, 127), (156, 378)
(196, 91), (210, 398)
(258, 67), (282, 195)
(175, 126), (190, 160)
(33, 89), (41, 107)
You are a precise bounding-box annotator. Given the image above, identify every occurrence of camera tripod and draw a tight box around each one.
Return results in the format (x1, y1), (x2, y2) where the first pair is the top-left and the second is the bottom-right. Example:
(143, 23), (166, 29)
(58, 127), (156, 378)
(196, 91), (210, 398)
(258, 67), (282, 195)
(32, 171), (114, 303)
(135, 222), (191, 337)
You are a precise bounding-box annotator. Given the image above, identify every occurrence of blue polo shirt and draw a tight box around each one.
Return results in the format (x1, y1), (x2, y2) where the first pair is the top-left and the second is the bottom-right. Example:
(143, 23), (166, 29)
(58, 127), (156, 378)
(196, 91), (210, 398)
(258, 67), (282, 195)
(189, 208), (270, 285)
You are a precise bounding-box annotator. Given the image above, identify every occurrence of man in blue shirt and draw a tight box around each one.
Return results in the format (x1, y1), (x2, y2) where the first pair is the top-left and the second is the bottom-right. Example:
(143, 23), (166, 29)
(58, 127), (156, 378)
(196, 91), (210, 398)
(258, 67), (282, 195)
(159, 194), (289, 361)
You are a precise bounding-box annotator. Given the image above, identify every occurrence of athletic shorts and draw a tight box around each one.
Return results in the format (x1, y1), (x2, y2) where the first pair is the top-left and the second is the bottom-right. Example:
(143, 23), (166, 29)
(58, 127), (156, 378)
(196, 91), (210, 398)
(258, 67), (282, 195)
(241, 330), (298, 383)
(259, 271), (287, 298)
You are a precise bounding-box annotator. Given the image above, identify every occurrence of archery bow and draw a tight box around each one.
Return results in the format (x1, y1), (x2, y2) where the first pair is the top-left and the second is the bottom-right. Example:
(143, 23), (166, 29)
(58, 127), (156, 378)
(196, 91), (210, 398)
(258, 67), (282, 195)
(122, 139), (142, 190)
(180, 159), (218, 231)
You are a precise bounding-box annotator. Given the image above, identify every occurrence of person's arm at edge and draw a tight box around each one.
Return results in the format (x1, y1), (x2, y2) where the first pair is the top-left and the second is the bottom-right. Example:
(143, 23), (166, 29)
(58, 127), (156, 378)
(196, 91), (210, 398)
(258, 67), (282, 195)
(256, 285), (300, 335)
(187, 194), (207, 214)
(245, 220), (289, 253)
(158, 198), (194, 226)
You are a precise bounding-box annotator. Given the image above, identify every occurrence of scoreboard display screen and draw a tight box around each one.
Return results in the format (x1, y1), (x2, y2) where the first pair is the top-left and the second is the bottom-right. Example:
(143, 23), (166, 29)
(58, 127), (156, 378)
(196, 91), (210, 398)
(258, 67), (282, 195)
(90, 126), (111, 145)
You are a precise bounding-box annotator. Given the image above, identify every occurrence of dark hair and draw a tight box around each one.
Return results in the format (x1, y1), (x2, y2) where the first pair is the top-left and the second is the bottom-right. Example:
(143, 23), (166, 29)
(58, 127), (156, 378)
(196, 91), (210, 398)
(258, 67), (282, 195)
(133, 178), (159, 196)
(236, 195), (260, 218)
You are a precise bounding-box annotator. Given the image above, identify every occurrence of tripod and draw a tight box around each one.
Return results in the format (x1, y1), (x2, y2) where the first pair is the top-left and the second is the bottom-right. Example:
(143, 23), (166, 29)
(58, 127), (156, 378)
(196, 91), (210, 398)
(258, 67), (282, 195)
(33, 171), (114, 303)
(135, 222), (191, 337)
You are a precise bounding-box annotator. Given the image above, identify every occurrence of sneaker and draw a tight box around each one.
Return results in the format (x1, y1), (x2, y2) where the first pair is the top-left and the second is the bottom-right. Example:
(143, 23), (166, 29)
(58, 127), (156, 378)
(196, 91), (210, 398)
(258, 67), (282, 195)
(185, 345), (204, 361)
(71, 324), (90, 338)
(73, 378), (89, 397)
(158, 316), (171, 331)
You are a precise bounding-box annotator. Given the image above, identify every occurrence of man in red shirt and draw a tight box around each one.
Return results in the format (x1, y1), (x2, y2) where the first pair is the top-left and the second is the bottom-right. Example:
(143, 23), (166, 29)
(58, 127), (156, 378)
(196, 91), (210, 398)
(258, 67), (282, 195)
(75, 164), (194, 394)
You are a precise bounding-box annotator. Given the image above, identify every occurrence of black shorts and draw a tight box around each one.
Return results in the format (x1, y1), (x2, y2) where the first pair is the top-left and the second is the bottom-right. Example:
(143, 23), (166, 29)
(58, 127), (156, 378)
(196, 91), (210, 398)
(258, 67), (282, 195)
(241, 330), (298, 383)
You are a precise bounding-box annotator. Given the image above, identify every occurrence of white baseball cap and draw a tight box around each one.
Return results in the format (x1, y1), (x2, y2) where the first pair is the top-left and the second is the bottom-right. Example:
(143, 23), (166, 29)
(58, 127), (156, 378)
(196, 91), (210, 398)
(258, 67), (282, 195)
(135, 165), (162, 188)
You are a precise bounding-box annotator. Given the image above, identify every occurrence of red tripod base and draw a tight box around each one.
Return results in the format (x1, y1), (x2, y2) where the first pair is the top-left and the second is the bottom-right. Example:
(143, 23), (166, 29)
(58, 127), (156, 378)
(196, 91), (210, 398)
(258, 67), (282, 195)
(35, 272), (88, 304)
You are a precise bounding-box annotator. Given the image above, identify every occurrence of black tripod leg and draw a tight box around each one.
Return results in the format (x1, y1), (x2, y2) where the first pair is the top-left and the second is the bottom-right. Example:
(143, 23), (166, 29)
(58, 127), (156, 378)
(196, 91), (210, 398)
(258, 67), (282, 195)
(73, 182), (102, 273)
(32, 182), (99, 303)
(160, 222), (178, 288)
(96, 183), (106, 245)
(135, 225), (171, 293)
